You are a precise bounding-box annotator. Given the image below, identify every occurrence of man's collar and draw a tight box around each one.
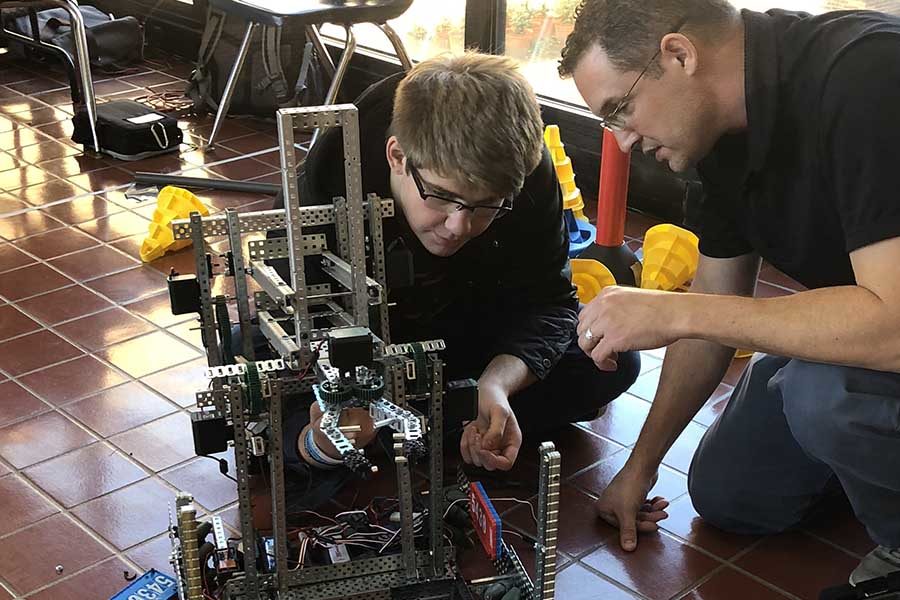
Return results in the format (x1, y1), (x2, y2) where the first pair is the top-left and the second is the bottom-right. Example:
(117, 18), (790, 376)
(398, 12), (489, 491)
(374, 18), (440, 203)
(742, 9), (780, 174)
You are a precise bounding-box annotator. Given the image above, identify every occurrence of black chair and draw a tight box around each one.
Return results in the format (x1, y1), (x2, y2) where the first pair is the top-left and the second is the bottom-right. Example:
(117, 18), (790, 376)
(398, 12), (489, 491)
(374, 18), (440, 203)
(0, 0), (99, 149)
(205, 0), (414, 149)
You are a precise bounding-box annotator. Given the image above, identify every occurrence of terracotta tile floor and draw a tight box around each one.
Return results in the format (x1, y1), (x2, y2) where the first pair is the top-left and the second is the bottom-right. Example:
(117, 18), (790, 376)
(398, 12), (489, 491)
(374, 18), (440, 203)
(0, 48), (869, 600)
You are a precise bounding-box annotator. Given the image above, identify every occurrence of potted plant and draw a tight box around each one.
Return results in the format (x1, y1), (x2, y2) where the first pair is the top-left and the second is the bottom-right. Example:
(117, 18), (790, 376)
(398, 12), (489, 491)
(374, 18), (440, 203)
(406, 24), (428, 57)
(506, 3), (536, 59)
(433, 17), (453, 52)
(552, 0), (581, 41)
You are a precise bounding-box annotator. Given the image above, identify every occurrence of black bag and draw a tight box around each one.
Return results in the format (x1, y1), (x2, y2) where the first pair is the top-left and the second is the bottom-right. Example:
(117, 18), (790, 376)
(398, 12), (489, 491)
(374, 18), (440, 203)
(72, 100), (182, 160)
(187, 8), (328, 117)
(8, 5), (143, 72)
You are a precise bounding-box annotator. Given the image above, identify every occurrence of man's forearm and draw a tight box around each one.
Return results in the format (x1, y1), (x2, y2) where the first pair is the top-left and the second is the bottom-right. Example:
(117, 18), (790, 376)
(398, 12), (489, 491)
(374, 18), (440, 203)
(628, 339), (735, 475)
(679, 285), (900, 373)
(479, 354), (538, 396)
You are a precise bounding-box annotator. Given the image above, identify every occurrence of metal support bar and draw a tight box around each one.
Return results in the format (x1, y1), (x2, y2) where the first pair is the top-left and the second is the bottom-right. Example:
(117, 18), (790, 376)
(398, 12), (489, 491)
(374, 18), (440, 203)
(226, 209), (256, 360)
(429, 359), (446, 576)
(367, 193), (391, 343)
(339, 109), (369, 327)
(278, 110), (315, 369)
(258, 310), (301, 365)
(319, 251), (383, 306)
(394, 451), (417, 581)
(268, 382), (288, 594)
(176, 498), (203, 600)
(170, 199), (393, 241)
(250, 260), (294, 308)
(231, 385), (259, 597)
(191, 212), (221, 366)
(536, 442), (561, 600)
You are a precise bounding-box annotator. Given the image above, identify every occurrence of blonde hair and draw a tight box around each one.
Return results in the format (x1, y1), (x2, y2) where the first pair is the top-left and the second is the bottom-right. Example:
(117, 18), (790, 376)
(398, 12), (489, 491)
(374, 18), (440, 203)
(391, 53), (544, 198)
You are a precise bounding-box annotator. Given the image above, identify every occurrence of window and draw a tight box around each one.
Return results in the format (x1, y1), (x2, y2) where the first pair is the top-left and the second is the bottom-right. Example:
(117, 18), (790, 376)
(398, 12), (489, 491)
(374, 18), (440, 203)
(734, 0), (900, 12)
(320, 1), (466, 61)
(504, 0), (586, 107)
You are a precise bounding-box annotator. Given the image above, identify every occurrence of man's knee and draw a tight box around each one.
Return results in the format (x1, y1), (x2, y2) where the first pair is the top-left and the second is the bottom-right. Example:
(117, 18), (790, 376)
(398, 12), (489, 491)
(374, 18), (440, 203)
(779, 360), (850, 459)
(688, 449), (795, 535)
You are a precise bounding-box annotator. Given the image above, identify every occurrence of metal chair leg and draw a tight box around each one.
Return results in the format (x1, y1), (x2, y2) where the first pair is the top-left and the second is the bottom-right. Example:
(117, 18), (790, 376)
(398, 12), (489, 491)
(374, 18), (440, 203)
(305, 24), (335, 80)
(207, 21), (257, 150)
(323, 26), (356, 105)
(59, 0), (99, 151)
(311, 25), (356, 147)
(379, 22), (413, 71)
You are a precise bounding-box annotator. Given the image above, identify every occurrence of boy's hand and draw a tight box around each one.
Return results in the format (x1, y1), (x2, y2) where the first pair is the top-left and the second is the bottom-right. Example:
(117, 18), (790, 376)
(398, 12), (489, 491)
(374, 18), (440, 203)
(460, 385), (522, 471)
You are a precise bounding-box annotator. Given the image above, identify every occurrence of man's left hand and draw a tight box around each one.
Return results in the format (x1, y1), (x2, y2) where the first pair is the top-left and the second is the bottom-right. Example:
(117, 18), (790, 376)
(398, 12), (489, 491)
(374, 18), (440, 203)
(460, 385), (522, 472)
(577, 286), (684, 370)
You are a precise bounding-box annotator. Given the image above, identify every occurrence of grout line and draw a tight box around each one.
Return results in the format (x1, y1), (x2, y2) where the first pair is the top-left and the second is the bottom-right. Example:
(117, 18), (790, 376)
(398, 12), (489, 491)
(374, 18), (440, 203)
(573, 557), (655, 600)
(799, 529), (867, 560)
(0, 472), (144, 599)
(0, 142), (283, 220)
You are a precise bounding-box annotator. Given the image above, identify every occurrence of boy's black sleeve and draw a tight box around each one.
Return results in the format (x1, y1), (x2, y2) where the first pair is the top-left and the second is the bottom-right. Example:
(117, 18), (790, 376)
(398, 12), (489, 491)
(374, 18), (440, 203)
(487, 148), (579, 380)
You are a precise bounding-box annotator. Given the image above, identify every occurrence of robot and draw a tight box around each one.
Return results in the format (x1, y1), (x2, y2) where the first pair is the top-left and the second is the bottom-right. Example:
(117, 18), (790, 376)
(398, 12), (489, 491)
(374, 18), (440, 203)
(163, 104), (561, 600)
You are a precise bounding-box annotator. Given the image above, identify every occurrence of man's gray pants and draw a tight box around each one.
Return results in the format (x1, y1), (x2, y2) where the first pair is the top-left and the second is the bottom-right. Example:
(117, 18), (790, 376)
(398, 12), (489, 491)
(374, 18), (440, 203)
(688, 353), (900, 547)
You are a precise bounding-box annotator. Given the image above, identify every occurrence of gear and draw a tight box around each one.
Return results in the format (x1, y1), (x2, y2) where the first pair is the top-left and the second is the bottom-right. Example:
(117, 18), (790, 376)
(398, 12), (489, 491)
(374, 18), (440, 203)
(352, 375), (385, 402)
(317, 380), (352, 406)
(403, 439), (427, 462)
(343, 450), (374, 478)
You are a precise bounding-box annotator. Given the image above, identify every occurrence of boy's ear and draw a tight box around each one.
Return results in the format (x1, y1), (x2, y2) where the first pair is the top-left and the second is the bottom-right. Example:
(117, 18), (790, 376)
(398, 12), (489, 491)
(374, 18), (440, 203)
(385, 136), (406, 175)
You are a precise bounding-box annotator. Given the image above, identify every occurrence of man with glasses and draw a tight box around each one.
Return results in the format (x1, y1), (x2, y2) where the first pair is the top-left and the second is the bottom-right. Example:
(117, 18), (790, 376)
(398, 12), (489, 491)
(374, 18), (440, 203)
(559, 0), (900, 586)
(267, 53), (639, 499)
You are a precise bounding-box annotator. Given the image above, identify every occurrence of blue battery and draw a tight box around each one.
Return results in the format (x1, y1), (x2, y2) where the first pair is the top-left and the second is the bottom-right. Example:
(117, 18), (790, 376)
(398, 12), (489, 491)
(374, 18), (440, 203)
(110, 569), (177, 600)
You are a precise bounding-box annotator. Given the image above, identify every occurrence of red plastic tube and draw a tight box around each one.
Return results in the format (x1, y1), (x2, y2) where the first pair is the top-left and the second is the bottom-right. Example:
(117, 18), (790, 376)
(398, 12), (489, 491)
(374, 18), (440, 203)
(595, 129), (631, 247)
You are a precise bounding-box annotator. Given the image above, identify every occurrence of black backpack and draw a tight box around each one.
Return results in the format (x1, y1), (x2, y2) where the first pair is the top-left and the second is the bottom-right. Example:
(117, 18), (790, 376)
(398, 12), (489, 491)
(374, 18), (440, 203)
(4, 5), (143, 73)
(186, 8), (328, 118)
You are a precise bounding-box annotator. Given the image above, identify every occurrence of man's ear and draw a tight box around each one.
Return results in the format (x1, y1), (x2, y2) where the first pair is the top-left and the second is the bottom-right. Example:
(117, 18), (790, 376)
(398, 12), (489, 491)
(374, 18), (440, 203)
(661, 32), (698, 76)
(385, 136), (406, 175)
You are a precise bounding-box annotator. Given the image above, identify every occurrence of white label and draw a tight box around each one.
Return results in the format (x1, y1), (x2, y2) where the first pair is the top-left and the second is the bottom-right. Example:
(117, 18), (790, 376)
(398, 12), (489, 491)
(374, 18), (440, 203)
(328, 543), (351, 564)
(126, 112), (165, 124)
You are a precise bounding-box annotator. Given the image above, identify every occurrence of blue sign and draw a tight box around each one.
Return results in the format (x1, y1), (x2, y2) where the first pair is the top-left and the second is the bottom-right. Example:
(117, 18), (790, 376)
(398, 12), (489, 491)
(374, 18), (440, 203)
(110, 569), (178, 600)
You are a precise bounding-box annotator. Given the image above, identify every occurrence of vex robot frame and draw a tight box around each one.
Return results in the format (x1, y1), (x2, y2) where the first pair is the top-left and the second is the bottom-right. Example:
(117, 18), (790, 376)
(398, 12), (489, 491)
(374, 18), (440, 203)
(165, 104), (561, 600)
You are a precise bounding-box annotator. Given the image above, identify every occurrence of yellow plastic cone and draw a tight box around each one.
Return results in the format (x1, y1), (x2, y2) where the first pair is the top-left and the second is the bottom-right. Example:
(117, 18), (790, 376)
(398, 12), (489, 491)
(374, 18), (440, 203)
(545, 124), (589, 222)
(571, 259), (617, 304)
(140, 186), (210, 263)
(640, 224), (700, 291)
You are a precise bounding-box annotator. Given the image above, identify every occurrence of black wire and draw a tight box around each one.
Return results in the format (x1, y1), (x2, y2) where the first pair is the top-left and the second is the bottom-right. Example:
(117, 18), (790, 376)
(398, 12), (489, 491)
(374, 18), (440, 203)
(198, 455), (238, 482)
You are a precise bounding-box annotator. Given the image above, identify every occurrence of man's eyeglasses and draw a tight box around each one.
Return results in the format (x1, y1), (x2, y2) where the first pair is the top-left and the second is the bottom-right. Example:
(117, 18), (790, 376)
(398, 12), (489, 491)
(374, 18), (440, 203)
(408, 164), (513, 221)
(597, 18), (688, 132)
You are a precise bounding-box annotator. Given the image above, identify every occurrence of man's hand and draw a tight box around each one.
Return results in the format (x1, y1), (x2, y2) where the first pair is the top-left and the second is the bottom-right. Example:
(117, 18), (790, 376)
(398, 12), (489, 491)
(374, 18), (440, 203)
(460, 384), (522, 471)
(596, 463), (670, 551)
(308, 402), (378, 460)
(577, 286), (686, 370)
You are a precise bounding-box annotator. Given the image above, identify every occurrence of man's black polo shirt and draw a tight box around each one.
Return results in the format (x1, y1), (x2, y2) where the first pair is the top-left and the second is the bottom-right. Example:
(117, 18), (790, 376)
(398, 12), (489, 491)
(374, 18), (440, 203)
(697, 9), (900, 290)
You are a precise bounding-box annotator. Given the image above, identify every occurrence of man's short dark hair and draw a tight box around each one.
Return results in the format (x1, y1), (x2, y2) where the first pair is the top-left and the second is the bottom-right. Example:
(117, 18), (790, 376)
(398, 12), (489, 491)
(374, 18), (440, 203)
(558, 0), (738, 78)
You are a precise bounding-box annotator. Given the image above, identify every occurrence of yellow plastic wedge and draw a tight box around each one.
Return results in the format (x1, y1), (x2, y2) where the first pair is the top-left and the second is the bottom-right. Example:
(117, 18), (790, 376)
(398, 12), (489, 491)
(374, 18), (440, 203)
(140, 186), (210, 263)
(571, 259), (617, 304)
(640, 224), (700, 291)
(544, 124), (563, 148)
